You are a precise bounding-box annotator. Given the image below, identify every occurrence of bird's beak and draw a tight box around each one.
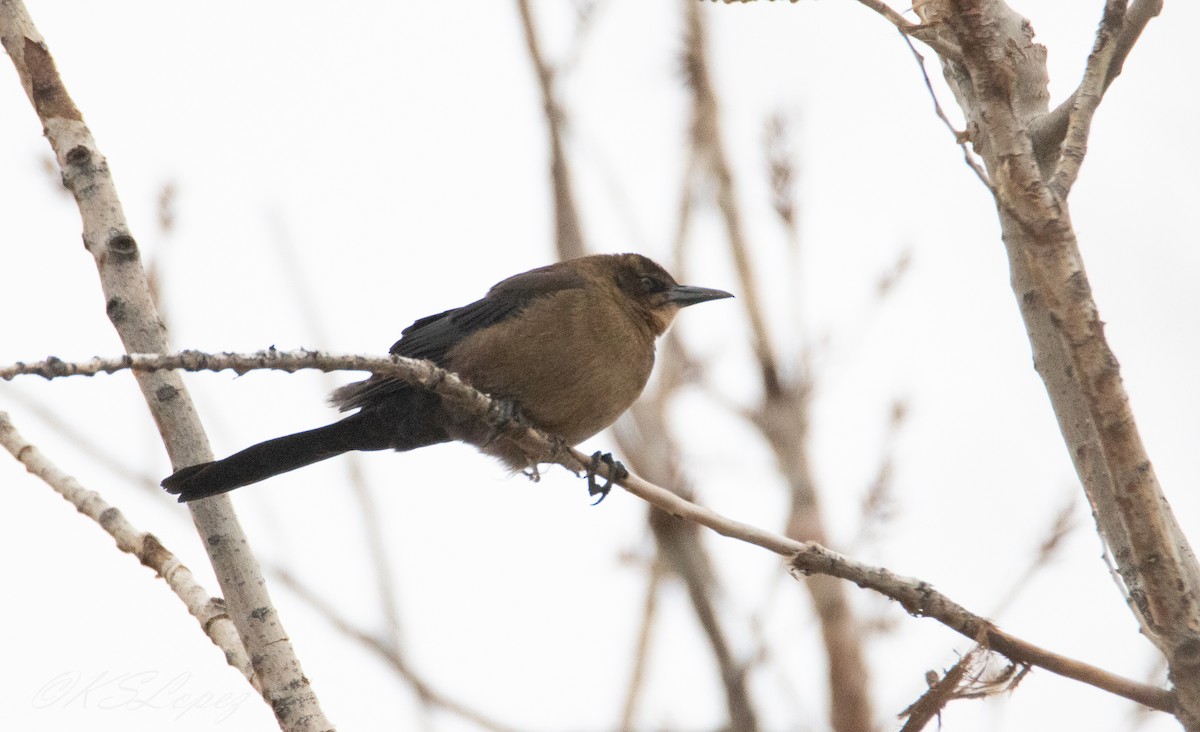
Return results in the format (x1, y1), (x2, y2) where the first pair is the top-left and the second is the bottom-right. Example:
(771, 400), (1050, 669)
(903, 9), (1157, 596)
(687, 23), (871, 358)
(667, 285), (734, 307)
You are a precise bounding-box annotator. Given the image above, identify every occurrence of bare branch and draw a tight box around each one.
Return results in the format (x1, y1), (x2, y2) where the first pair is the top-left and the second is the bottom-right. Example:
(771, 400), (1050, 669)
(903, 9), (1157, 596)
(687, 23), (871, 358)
(902, 0), (1199, 722)
(899, 649), (1030, 730)
(946, 0), (1199, 655)
(854, 0), (964, 59)
(900, 33), (991, 187)
(990, 494), (1080, 619)
(685, 0), (781, 395)
(619, 560), (664, 732)
(516, 0), (587, 260)
(1047, 0), (1129, 196)
(0, 5), (331, 726)
(628, 464), (1173, 713)
(690, 4), (873, 725)
(1030, 0), (1163, 170)
(898, 649), (978, 731)
(614, 343), (760, 731)
(0, 411), (256, 690)
(854, 0), (918, 32)
(3, 348), (1174, 713)
(764, 113), (798, 232)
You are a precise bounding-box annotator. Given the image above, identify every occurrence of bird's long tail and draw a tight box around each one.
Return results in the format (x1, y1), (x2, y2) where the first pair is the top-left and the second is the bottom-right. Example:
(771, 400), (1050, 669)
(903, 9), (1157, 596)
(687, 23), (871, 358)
(162, 412), (392, 502)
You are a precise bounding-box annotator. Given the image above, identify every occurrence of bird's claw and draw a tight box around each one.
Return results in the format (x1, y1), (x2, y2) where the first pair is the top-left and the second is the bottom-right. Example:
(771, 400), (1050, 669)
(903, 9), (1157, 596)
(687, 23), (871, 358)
(586, 451), (627, 505)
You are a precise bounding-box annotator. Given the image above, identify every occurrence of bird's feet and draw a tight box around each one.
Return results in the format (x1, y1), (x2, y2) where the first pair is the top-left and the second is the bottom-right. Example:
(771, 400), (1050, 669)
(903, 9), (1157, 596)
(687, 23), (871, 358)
(586, 451), (627, 505)
(483, 398), (528, 446)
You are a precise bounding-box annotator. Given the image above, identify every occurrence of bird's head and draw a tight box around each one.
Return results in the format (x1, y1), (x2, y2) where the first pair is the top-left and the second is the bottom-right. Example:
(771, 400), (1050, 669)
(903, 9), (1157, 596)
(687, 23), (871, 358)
(606, 253), (733, 336)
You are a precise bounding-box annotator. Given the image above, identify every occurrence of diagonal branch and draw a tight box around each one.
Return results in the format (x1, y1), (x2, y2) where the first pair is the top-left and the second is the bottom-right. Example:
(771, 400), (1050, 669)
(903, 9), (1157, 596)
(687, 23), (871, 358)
(517, 2), (754, 724)
(854, 0), (918, 31)
(2, 348), (1175, 713)
(0, 410), (256, 691)
(616, 392), (760, 732)
(903, 0), (1198, 723)
(609, 136), (759, 731)
(1030, 0), (1163, 174)
(1046, 0), (1128, 196)
(946, 0), (1198, 654)
(900, 34), (991, 187)
(853, 0), (964, 59)
(0, 5), (331, 728)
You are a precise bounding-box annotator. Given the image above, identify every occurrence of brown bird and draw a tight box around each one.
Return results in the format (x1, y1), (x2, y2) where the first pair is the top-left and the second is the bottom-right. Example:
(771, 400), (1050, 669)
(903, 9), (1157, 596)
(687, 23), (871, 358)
(162, 253), (732, 502)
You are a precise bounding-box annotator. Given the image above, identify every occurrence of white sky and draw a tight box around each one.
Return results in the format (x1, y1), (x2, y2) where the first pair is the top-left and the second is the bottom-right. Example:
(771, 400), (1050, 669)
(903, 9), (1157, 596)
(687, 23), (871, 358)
(2, 2), (1198, 731)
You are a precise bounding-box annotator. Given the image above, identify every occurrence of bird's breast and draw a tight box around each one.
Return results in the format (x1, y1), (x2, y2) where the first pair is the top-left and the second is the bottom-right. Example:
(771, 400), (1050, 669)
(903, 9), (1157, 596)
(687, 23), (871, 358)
(444, 290), (657, 445)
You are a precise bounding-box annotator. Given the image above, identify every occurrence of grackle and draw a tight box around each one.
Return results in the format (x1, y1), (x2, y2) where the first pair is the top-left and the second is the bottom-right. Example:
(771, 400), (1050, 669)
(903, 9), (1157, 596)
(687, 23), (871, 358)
(162, 253), (732, 502)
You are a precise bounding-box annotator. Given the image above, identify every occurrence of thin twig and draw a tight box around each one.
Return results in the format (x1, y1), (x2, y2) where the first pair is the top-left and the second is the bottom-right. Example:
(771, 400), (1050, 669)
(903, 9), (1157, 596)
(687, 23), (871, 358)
(990, 494), (1079, 619)
(854, 0), (919, 31)
(853, 0), (963, 59)
(634, 464), (1172, 713)
(688, 5), (872, 725)
(901, 33), (991, 187)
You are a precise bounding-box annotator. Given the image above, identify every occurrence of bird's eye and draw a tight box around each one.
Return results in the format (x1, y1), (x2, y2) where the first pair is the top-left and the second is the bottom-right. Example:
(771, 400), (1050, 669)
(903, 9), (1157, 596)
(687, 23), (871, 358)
(640, 276), (666, 293)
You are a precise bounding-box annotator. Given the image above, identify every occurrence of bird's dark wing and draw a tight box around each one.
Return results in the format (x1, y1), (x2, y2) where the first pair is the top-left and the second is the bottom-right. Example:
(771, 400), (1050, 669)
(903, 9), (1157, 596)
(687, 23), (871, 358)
(390, 263), (588, 362)
(331, 263), (587, 412)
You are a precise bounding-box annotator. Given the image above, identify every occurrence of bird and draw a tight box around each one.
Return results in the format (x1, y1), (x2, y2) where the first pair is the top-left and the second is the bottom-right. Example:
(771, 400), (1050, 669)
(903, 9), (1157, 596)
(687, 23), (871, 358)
(162, 253), (732, 502)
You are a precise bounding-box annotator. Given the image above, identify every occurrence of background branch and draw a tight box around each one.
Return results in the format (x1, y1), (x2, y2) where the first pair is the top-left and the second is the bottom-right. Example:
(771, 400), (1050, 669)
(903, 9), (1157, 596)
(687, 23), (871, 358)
(273, 570), (522, 732)
(517, 0), (586, 260)
(685, 3), (873, 728)
(517, 2), (760, 726)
